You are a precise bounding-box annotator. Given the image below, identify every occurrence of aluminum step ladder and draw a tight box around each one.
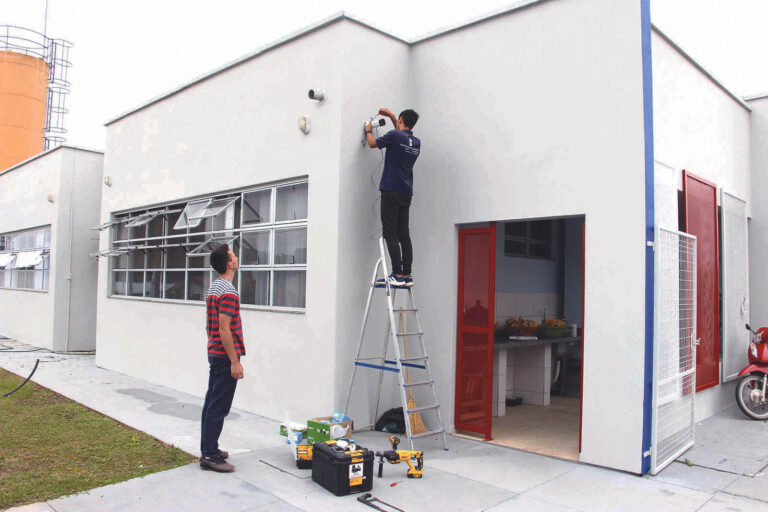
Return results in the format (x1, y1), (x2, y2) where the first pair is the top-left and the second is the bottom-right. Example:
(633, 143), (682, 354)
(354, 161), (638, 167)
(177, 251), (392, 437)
(343, 238), (449, 451)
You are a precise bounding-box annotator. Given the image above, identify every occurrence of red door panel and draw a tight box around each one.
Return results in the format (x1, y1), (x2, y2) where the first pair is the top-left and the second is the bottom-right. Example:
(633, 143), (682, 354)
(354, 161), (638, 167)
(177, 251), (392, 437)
(455, 225), (495, 439)
(683, 171), (720, 391)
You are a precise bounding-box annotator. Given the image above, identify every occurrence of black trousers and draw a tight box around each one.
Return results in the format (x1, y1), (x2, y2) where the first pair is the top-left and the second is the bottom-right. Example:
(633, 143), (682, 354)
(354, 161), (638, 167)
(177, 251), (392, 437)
(200, 357), (238, 457)
(380, 190), (413, 275)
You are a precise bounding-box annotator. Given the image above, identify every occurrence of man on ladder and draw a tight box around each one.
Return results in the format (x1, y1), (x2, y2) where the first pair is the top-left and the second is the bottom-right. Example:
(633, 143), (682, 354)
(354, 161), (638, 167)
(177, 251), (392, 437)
(365, 108), (420, 288)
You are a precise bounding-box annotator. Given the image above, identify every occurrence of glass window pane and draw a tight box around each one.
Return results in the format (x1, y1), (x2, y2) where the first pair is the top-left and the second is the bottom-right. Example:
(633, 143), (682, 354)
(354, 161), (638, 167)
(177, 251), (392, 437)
(504, 240), (526, 257)
(188, 254), (206, 268)
(112, 271), (127, 295)
(43, 227), (51, 247)
(147, 248), (163, 269)
(504, 222), (527, 238)
(174, 199), (210, 230)
(33, 270), (44, 290)
(113, 252), (128, 269)
(128, 248), (145, 269)
(166, 245), (187, 268)
(115, 221), (129, 241)
(241, 231), (270, 265)
(212, 203), (236, 232)
(35, 228), (46, 247)
(42, 270), (49, 290)
(242, 190), (271, 225)
(148, 215), (164, 238)
(273, 270), (306, 308)
(165, 271), (185, 300)
(128, 271), (144, 297)
(240, 270), (269, 306)
(529, 243), (551, 258)
(276, 183), (308, 222)
(529, 220), (551, 241)
(187, 271), (210, 301)
(0, 235), (5, 251)
(274, 228), (307, 264)
(146, 271), (163, 298)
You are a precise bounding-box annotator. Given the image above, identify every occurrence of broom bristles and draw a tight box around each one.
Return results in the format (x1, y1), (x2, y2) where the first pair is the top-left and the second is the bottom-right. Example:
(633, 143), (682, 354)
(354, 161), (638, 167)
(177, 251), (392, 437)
(408, 392), (427, 434)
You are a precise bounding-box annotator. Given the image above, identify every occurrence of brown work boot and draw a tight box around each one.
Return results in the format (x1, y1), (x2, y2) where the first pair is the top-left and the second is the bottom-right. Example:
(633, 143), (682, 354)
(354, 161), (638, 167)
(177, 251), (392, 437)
(200, 455), (235, 473)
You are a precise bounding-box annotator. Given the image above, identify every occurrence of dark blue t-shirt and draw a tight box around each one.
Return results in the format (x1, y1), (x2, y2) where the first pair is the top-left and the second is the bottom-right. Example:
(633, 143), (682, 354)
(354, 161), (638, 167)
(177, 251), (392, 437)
(376, 129), (420, 195)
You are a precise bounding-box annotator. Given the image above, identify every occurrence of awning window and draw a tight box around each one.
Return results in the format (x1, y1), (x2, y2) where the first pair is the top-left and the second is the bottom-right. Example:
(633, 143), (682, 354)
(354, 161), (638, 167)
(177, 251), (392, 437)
(91, 219), (124, 231)
(0, 253), (14, 268)
(12, 250), (44, 268)
(90, 248), (131, 259)
(124, 211), (161, 228)
(188, 235), (239, 256)
(173, 198), (237, 230)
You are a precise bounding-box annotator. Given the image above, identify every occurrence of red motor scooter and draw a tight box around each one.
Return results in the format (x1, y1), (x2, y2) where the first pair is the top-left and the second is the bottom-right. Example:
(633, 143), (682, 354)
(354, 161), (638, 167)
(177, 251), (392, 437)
(735, 324), (768, 420)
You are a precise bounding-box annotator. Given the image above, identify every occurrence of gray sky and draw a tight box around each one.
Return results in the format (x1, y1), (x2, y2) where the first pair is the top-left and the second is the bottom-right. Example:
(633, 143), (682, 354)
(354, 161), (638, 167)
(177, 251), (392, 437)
(2, 0), (767, 150)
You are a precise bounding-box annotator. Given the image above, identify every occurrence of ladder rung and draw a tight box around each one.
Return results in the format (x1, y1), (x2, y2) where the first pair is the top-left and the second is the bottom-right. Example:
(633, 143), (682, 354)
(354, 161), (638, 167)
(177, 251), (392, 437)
(393, 308), (418, 313)
(411, 428), (445, 439)
(407, 404), (439, 414)
(400, 356), (428, 363)
(403, 380), (433, 387)
(395, 332), (424, 337)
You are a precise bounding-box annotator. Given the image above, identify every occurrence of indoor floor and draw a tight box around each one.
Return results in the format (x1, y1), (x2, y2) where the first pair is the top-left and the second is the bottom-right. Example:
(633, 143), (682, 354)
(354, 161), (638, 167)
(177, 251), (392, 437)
(490, 395), (580, 460)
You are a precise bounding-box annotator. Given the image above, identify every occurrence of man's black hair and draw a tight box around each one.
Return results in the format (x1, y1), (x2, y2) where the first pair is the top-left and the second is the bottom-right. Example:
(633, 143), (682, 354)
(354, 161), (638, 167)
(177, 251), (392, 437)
(399, 109), (419, 129)
(210, 244), (231, 274)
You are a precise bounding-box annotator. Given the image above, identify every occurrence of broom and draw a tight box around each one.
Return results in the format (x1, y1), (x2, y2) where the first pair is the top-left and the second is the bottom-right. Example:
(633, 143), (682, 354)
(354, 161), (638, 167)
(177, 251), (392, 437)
(402, 311), (427, 434)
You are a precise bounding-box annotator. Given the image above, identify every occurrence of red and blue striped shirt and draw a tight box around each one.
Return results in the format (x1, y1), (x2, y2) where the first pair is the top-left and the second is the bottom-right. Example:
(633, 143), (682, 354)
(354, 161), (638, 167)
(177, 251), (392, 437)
(206, 278), (245, 358)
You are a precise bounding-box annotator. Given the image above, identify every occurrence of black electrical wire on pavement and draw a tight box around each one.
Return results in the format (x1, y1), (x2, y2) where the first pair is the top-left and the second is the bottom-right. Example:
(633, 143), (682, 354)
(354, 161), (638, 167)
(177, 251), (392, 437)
(2, 359), (40, 397)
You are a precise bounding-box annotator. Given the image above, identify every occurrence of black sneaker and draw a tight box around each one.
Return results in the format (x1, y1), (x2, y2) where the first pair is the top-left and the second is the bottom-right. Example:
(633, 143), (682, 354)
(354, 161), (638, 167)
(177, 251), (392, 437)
(376, 273), (406, 287)
(200, 455), (235, 473)
(403, 275), (413, 287)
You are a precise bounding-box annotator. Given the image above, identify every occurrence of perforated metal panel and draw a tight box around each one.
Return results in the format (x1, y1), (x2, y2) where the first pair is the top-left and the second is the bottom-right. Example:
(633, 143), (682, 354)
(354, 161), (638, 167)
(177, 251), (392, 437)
(721, 191), (749, 382)
(651, 228), (697, 474)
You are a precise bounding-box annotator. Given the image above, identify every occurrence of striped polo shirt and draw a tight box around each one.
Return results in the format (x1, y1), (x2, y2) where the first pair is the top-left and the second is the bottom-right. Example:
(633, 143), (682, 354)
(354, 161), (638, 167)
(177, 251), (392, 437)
(205, 277), (245, 358)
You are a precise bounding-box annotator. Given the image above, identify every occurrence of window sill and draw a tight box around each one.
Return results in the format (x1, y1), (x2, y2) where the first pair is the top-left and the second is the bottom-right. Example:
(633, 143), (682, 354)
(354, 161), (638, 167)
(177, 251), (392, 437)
(107, 294), (305, 314)
(0, 287), (49, 294)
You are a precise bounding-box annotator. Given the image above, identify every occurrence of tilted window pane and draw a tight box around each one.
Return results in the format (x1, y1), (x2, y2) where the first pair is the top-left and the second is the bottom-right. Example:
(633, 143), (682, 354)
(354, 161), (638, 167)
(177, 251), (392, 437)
(187, 271), (210, 301)
(188, 235), (239, 256)
(165, 271), (185, 300)
(273, 270), (306, 308)
(274, 228), (307, 264)
(276, 183), (308, 222)
(241, 270), (270, 306)
(113, 271), (127, 295)
(146, 271), (163, 298)
(174, 199), (211, 230)
(241, 231), (270, 265)
(242, 190), (271, 225)
(192, 198), (237, 220)
(128, 271), (144, 297)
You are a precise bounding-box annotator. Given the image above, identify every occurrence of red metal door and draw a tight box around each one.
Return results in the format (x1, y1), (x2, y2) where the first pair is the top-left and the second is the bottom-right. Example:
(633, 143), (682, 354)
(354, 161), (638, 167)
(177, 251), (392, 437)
(455, 224), (496, 440)
(683, 171), (720, 391)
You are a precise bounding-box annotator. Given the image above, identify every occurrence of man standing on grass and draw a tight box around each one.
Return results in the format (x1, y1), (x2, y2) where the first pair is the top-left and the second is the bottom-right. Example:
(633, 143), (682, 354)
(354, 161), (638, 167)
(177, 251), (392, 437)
(365, 107), (421, 288)
(200, 243), (244, 473)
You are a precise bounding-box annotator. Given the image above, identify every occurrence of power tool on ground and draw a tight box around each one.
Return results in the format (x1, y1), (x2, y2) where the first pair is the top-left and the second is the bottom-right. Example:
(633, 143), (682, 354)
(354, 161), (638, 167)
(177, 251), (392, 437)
(375, 436), (424, 479)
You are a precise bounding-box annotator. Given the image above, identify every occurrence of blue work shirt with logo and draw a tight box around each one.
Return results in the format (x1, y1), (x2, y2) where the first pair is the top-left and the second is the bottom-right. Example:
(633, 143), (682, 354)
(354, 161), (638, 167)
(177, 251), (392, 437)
(376, 129), (421, 196)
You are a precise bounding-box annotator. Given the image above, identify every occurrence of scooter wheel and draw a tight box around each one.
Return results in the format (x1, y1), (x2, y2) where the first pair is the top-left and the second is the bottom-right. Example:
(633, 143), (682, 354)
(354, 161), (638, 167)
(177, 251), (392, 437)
(735, 374), (768, 420)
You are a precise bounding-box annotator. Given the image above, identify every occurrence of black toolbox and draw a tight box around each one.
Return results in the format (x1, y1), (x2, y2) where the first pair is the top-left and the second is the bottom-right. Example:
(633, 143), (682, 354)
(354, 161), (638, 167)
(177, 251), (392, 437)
(311, 441), (374, 496)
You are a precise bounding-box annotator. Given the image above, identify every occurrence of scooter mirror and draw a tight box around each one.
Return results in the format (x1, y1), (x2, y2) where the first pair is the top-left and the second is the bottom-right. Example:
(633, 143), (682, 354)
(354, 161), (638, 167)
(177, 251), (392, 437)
(745, 323), (752, 331)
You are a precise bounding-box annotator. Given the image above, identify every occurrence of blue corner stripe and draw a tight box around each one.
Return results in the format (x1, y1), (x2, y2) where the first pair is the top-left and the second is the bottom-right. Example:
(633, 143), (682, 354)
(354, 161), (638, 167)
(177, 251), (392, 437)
(640, 0), (655, 475)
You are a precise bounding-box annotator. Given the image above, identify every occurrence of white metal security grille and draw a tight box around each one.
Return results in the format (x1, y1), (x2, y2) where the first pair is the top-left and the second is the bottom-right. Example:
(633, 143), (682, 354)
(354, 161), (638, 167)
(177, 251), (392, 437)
(722, 191), (749, 382)
(651, 228), (697, 474)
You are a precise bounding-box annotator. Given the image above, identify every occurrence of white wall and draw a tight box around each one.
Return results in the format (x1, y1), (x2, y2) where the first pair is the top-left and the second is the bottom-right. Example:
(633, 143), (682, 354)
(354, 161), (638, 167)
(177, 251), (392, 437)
(0, 150), (62, 349)
(96, 22), (348, 421)
(748, 97), (768, 328)
(410, 0), (648, 472)
(333, 21), (411, 422)
(652, 30), (752, 420)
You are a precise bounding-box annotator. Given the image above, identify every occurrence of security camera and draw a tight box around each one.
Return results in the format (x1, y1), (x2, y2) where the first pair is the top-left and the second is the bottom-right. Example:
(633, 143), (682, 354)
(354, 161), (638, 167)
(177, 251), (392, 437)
(308, 89), (325, 101)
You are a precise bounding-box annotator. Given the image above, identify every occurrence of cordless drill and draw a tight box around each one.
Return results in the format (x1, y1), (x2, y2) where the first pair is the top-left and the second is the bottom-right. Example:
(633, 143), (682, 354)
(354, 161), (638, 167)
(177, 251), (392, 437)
(375, 436), (424, 479)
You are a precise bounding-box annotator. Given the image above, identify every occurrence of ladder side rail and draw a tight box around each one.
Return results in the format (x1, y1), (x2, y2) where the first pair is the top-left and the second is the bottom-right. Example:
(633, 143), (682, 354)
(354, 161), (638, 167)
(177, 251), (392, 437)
(386, 287), (417, 451)
(408, 287), (450, 450)
(344, 257), (385, 417)
(372, 312), (393, 432)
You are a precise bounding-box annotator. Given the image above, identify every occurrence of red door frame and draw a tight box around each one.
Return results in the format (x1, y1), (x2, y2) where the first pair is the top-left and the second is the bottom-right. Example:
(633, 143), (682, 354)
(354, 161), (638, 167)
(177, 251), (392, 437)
(455, 224), (496, 440)
(683, 170), (721, 392)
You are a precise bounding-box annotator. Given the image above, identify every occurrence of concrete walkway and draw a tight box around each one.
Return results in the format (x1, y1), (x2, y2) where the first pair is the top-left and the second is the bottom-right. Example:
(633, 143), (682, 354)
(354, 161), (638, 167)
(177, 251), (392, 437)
(1, 341), (767, 512)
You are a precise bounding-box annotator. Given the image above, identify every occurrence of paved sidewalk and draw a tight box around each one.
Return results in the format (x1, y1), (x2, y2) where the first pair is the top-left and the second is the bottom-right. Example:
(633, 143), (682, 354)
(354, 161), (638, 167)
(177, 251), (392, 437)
(1, 342), (767, 512)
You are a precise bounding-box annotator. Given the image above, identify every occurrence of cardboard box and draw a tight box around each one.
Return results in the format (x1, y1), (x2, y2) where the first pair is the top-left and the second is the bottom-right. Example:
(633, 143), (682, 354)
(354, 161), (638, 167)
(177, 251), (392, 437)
(306, 417), (354, 445)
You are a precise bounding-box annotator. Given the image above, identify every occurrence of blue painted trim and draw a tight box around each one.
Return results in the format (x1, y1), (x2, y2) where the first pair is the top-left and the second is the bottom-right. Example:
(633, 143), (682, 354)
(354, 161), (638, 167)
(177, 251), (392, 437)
(354, 362), (400, 373)
(640, 0), (655, 475)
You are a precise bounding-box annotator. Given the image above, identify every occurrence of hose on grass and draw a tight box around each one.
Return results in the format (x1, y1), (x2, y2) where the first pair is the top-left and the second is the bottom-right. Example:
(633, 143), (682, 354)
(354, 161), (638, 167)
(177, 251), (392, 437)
(0, 342), (94, 355)
(2, 359), (40, 397)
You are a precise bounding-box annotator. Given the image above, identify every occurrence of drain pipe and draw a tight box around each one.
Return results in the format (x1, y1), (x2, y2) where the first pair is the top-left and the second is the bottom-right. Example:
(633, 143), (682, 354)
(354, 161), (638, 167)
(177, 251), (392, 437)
(64, 151), (76, 352)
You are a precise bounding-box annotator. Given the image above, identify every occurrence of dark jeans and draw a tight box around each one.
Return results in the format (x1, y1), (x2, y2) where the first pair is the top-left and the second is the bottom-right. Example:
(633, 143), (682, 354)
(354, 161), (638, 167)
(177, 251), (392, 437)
(380, 190), (413, 275)
(200, 357), (238, 458)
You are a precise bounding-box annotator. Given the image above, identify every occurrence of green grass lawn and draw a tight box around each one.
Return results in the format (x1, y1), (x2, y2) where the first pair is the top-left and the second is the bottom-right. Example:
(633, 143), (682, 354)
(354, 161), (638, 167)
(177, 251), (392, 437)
(0, 367), (197, 509)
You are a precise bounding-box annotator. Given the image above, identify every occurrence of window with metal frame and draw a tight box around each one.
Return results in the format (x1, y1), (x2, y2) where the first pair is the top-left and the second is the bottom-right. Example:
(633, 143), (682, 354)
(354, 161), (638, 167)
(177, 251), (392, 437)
(503, 220), (552, 259)
(0, 226), (52, 291)
(103, 180), (308, 310)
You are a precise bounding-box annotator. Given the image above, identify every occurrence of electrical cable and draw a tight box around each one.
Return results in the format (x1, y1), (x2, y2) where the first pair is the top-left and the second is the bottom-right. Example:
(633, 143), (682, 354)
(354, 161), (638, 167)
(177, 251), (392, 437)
(2, 359), (40, 397)
(366, 121), (386, 241)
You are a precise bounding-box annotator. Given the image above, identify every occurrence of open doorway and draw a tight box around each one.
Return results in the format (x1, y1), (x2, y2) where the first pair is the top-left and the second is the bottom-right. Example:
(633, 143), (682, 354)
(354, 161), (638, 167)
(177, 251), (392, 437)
(455, 216), (585, 461)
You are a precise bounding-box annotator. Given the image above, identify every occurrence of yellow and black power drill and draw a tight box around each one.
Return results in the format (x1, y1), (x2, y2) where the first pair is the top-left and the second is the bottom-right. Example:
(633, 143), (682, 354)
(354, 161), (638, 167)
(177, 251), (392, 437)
(375, 436), (424, 479)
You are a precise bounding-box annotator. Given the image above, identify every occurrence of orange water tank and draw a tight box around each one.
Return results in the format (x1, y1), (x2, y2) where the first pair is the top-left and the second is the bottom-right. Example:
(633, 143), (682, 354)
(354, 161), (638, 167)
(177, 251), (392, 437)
(0, 51), (50, 172)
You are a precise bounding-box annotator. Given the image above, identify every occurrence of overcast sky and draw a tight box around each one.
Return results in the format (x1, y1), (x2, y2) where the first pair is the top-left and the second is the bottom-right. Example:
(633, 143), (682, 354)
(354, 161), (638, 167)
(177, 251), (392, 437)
(2, 0), (768, 150)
